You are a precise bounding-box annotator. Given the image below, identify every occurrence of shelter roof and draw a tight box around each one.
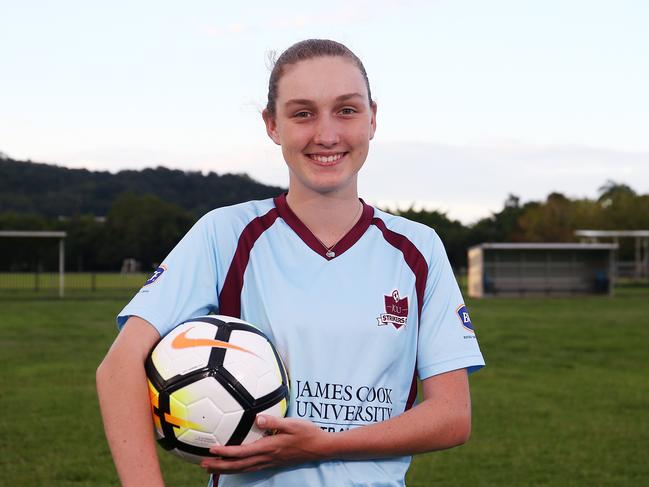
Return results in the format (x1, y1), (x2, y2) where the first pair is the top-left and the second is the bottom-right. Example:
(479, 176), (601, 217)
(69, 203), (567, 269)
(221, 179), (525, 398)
(0, 230), (67, 238)
(470, 242), (618, 251)
(575, 230), (649, 238)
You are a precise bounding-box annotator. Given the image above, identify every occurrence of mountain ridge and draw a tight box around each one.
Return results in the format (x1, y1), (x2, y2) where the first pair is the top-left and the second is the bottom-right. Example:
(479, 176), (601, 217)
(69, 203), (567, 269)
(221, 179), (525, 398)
(0, 157), (285, 217)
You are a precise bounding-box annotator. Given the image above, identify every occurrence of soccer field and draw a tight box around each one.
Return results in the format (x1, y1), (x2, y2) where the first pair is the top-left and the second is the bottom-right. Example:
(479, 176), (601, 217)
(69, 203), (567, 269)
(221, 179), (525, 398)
(1, 288), (648, 486)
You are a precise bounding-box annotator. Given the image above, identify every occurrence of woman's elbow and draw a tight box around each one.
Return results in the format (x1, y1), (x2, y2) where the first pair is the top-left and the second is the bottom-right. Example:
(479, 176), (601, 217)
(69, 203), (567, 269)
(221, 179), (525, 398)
(96, 356), (112, 397)
(434, 412), (472, 450)
(453, 413), (472, 446)
(96, 352), (123, 398)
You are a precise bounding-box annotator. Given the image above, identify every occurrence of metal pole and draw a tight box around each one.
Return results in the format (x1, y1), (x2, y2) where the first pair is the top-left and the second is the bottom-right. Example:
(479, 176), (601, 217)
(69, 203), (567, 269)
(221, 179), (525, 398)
(609, 248), (615, 295)
(59, 238), (65, 298)
(635, 237), (641, 281)
(642, 238), (649, 279)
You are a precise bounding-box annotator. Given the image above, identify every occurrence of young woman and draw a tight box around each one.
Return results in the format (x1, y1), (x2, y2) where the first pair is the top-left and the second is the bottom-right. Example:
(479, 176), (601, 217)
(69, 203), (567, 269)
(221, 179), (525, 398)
(97, 39), (485, 487)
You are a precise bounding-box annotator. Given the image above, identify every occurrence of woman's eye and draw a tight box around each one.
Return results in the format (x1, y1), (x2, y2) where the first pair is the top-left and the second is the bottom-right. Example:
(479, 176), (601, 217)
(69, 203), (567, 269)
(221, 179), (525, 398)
(339, 107), (357, 115)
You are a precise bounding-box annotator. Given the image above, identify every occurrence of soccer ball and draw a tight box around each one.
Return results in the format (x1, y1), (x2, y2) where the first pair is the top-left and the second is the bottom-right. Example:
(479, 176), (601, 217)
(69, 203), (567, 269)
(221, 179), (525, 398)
(145, 315), (289, 463)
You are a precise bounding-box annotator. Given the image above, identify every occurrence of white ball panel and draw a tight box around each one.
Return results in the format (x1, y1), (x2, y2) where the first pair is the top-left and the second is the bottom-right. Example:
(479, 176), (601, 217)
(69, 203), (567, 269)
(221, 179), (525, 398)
(214, 410), (245, 445)
(154, 322), (217, 379)
(178, 429), (218, 448)
(176, 377), (243, 415)
(223, 330), (280, 398)
(241, 425), (264, 445)
(255, 370), (283, 399)
(228, 330), (278, 370)
(259, 399), (286, 420)
(223, 359), (261, 398)
(185, 397), (224, 434)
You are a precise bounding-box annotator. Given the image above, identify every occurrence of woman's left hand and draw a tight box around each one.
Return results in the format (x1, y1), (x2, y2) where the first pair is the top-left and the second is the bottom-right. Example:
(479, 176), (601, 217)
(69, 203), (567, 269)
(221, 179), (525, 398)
(201, 415), (331, 474)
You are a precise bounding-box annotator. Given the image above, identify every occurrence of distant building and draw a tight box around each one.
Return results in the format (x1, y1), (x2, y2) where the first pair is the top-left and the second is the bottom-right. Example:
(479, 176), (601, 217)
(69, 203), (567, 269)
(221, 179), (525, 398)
(467, 243), (617, 297)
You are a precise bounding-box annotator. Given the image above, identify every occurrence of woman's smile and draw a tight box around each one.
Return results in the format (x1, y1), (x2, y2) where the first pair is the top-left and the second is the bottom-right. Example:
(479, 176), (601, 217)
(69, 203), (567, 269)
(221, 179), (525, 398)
(307, 152), (348, 165)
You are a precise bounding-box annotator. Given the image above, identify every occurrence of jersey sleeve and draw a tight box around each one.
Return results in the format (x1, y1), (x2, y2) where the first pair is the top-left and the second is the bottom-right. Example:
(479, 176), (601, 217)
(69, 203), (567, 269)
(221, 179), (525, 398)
(416, 231), (485, 379)
(117, 215), (219, 337)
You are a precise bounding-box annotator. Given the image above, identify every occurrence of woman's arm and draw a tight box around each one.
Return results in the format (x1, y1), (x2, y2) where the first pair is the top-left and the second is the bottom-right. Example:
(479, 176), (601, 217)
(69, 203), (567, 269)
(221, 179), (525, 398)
(96, 316), (165, 487)
(202, 368), (471, 474)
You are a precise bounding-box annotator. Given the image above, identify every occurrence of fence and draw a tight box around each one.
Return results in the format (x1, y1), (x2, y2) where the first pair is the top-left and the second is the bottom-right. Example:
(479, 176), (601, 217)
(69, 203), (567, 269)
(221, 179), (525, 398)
(0, 272), (148, 296)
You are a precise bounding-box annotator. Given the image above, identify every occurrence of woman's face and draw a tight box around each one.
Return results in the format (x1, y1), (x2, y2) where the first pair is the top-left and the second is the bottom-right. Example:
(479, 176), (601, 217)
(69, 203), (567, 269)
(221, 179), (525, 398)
(263, 56), (377, 198)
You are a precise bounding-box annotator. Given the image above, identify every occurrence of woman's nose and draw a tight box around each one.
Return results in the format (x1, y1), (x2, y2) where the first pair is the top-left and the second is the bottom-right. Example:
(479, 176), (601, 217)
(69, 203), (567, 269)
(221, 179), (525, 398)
(313, 115), (340, 147)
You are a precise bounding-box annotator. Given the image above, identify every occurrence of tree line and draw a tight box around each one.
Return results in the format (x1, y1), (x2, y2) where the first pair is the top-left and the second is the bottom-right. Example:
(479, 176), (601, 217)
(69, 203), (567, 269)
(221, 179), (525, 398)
(1, 156), (647, 272)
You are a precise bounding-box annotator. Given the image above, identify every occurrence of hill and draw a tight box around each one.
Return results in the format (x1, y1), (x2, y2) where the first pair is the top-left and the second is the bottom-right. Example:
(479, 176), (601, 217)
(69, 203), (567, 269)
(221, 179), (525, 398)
(0, 157), (285, 217)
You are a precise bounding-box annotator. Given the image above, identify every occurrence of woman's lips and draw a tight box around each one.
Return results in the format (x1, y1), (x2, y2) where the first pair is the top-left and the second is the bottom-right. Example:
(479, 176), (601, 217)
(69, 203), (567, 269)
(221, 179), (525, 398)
(308, 153), (347, 164)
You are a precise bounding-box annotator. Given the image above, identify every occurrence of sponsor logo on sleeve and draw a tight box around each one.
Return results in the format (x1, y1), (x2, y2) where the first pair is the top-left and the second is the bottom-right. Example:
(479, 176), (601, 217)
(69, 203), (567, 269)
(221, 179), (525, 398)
(144, 264), (167, 286)
(456, 304), (475, 333)
(377, 290), (409, 330)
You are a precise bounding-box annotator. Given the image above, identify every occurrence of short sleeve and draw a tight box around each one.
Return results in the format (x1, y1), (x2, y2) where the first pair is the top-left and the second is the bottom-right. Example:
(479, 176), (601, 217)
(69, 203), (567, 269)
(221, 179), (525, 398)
(117, 215), (219, 337)
(416, 232), (485, 379)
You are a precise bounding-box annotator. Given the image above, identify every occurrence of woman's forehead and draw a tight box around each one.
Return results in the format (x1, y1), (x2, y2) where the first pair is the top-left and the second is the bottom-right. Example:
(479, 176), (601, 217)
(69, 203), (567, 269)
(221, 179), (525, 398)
(276, 56), (369, 104)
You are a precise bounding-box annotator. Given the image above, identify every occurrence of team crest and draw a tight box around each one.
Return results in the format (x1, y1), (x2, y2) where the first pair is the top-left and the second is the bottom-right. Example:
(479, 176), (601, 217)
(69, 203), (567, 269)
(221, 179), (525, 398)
(456, 304), (475, 333)
(377, 290), (409, 329)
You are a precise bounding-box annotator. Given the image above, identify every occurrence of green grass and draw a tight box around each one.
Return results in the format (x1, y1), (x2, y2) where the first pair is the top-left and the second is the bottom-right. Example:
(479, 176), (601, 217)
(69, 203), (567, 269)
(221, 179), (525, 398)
(1, 288), (648, 486)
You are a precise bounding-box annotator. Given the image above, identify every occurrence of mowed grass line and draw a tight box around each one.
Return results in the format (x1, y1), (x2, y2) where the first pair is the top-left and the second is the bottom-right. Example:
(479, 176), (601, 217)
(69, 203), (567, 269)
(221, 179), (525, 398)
(1, 289), (648, 486)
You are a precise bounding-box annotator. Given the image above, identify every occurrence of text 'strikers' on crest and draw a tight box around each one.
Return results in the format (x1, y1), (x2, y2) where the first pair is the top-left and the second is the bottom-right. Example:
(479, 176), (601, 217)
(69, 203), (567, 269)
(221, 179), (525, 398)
(377, 289), (409, 329)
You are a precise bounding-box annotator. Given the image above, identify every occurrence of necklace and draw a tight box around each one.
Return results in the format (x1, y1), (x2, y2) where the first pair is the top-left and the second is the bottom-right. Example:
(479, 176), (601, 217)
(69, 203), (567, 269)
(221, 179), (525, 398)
(310, 201), (363, 259)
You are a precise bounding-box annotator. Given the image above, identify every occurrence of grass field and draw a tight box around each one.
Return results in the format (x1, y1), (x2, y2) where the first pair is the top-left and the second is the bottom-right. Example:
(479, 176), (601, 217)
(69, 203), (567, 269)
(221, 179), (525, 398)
(1, 287), (648, 486)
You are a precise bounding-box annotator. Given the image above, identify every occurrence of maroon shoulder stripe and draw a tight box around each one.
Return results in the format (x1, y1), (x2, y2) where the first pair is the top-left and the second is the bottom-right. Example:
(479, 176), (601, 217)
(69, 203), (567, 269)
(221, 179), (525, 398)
(371, 217), (428, 318)
(371, 217), (429, 410)
(219, 208), (280, 318)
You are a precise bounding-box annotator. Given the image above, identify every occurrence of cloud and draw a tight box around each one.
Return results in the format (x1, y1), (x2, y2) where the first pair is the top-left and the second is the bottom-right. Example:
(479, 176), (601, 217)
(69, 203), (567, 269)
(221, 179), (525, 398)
(360, 141), (649, 223)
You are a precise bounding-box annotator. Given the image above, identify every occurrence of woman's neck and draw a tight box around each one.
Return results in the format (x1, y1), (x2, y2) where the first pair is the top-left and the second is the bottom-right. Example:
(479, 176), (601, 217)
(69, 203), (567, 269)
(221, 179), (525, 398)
(286, 189), (363, 248)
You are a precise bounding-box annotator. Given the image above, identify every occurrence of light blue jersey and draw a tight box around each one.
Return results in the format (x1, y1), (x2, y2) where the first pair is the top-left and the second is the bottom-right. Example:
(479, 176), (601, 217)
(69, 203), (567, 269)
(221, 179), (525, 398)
(118, 194), (485, 487)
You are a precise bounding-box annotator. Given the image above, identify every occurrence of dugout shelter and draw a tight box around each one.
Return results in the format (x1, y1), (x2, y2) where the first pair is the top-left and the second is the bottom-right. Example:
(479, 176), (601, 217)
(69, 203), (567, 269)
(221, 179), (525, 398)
(575, 229), (649, 280)
(467, 243), (617, 298)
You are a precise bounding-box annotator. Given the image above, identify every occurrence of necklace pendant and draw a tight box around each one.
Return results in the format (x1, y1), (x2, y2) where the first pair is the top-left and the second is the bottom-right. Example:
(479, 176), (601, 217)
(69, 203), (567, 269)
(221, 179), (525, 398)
(326, 250), (336, 258)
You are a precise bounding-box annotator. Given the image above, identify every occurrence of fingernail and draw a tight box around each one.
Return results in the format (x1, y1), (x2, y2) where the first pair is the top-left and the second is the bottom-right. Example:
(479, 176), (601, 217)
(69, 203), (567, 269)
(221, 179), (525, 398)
(257, 415), (266, 427)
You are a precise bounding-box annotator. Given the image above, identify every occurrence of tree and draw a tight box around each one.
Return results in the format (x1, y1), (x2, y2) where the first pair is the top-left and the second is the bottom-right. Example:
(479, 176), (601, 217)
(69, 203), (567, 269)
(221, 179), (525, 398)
(468, 194), (526, 245)
(597, 180), (636, 206)
(394, 208), (469, 269)
(98, 194), (195, 271)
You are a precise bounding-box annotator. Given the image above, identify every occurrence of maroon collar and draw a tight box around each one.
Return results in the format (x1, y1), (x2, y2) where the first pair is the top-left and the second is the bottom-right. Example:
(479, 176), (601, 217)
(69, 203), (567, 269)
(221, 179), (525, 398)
(273, 193), (374, 261)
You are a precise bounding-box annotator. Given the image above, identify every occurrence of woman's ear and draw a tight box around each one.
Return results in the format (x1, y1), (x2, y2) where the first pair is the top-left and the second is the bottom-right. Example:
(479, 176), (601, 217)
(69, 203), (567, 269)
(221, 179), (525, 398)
(369, 101), (377, 140)
(262, 109), (281, 145)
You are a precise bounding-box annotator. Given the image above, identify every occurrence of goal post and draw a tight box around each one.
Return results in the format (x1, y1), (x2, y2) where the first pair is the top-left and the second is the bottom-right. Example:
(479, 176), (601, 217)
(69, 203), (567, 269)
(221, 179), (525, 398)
(0, 230), (67, 297)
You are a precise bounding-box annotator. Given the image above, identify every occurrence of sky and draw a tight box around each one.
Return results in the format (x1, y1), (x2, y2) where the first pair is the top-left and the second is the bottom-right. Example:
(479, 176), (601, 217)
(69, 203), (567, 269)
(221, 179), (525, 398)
(1, 0), (648, 223)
